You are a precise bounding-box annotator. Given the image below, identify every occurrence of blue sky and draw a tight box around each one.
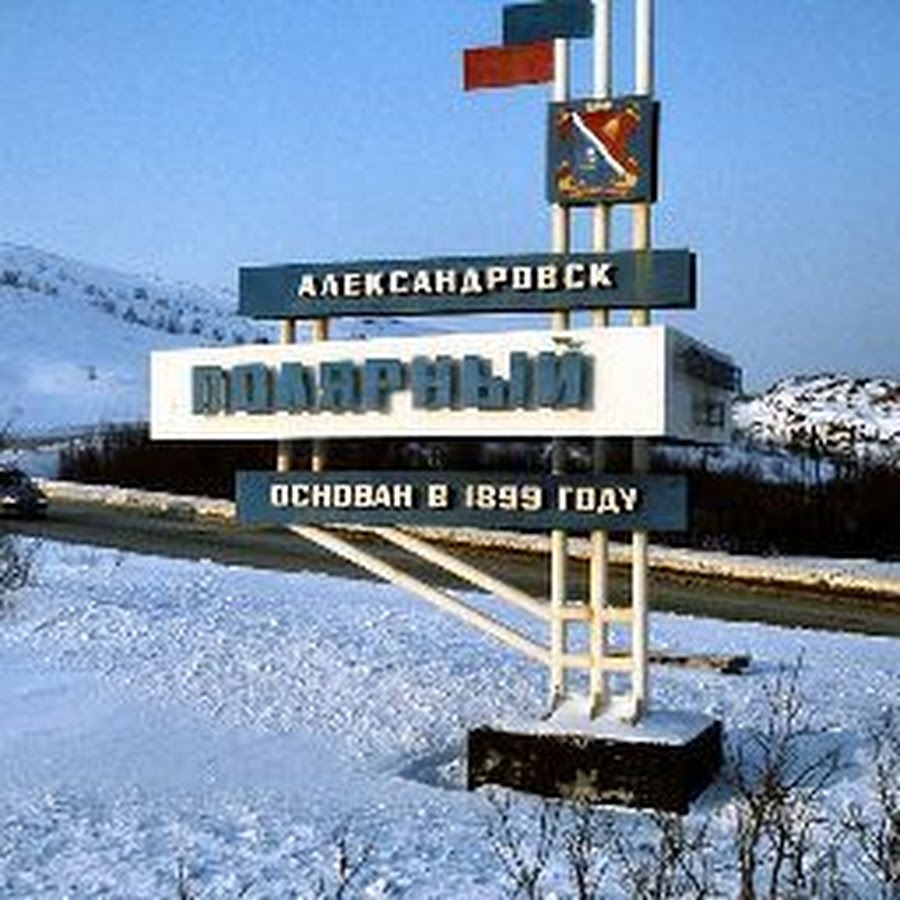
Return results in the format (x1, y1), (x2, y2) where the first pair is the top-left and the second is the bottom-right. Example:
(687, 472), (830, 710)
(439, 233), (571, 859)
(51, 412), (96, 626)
(2, 0), (899, 390)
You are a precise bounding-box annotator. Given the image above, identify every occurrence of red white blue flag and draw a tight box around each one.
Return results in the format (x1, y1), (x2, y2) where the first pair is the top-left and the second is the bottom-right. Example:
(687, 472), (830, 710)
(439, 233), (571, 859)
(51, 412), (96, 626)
(463, 41), (554, 91)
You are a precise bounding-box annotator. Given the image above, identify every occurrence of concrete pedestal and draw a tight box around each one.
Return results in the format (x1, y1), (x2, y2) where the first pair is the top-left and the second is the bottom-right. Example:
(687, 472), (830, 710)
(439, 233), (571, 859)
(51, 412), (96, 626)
(467, 702), (722, 814)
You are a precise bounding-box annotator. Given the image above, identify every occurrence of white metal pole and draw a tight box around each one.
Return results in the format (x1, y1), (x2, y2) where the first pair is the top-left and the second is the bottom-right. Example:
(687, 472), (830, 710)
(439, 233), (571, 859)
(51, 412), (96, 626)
(373, 526), (552, 621)
(631, 445), (650, 716)
(631, 0), (653, 328)
(635, 0), (654, 97)
(276, 319), (297, 473)
(593, 0), (612, 100)
(630, 206), (652, 328)
(629, 0), (654, 721)
(310, 318), (329, 473)
(549, 35), (571, 708)
(589, 0), (613, 717)
(592, 0), (613, 325)
(551, 37), (572, 332)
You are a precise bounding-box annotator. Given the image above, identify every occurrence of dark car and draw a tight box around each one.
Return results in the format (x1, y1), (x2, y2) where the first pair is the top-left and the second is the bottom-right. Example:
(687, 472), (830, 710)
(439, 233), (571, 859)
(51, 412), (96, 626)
(0, 468), (48, 518)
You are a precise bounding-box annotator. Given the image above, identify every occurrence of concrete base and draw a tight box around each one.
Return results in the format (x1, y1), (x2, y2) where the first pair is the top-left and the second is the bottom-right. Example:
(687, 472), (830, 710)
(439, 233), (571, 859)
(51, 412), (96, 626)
(467, 703), (722, 814)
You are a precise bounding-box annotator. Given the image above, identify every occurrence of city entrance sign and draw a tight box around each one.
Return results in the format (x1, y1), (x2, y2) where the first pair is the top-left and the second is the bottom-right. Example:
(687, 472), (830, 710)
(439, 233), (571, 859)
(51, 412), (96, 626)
(148, 0), (740, 808)
(237, 471), (688, 531)
(150, 326), (738, 443)
(238, 249), (695, 319)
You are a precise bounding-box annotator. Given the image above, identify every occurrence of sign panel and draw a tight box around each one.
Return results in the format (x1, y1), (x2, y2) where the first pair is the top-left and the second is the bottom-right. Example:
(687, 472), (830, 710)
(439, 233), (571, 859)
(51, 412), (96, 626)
(548, 97), (659, 205)
(151, 326), (739, 444)
(237, 471), (688, 532)
(238, 250), (695, 319)
(503, 0), (593, 46)
(464, 41), (554, 91)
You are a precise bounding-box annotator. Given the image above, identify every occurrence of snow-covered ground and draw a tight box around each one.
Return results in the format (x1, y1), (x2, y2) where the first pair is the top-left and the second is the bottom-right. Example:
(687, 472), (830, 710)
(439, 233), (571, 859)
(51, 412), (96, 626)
(1, 538), (897, 897)
(1, 246), (897, 896)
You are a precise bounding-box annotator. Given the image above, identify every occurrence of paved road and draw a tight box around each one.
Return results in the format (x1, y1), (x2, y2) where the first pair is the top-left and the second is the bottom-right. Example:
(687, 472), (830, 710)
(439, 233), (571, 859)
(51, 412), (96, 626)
(4, 499), (899, 637)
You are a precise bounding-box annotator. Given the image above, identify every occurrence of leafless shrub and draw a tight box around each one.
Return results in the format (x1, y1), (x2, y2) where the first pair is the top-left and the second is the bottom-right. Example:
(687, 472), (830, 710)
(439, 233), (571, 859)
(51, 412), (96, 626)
(726, 657), (847, 899)
(562, 801), (615, 899)
(483, 789), (562, 899)
(842, 706), (900, 898)
(0, 535), (35, 615)
(312, 823), (374, 900)
(614, 810), (720, 900)
(483, 789), (720, 899)
(175, 858), (199, 900)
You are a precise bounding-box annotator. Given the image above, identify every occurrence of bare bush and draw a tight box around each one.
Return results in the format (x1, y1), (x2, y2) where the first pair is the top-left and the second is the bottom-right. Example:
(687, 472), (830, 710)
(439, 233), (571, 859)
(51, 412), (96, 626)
(614, 811), (719, 900)
(562, 801), (615, 899)
(312, 824), (374, 900)
(483, 790), (720, 899)
(842, 706), (900, 898)
(483, 789), (562, 899)
(0, 535), (35, 615)
(175, 858), (198, 900)
(726, 657), (847, 899)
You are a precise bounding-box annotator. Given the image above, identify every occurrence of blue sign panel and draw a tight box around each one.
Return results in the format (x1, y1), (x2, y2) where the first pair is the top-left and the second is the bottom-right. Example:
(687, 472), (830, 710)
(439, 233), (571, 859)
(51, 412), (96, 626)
(238, 250), (695, 319)
(503, 1), (594, 46)
(237, 471), (688, 532)
(549, 96), (659, 205)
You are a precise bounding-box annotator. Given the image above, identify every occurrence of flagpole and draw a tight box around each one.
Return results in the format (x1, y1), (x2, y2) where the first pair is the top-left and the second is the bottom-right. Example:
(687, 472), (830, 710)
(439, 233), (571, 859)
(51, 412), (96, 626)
(630, 0), (654, 720)
(551, 35), (571, 328)
(549, 34), (571, 709)
(589, 0), (613, 718)
(591, 0), (612, 296)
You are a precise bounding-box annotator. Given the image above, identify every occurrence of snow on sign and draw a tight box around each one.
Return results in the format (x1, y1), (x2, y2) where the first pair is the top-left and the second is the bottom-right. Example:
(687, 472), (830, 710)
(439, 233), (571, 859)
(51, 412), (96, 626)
(237, 471), (688, 531)
(548, 96), (659, 205)
(150, 326), (739, 444)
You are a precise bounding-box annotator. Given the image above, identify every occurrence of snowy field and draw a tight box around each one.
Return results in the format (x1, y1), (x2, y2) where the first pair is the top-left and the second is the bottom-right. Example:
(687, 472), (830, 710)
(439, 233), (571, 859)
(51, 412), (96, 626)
(0, 538), (897, 898)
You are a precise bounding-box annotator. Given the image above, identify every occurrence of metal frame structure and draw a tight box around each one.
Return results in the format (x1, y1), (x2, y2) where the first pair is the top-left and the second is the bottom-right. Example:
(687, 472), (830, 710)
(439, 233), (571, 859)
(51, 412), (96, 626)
(269, 0), (659, 725)
(548, 0), (657, 721)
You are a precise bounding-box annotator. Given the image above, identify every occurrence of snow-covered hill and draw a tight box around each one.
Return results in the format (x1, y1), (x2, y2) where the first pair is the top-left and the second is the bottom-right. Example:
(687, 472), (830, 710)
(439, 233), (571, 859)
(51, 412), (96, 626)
(733, 375), (900, 468)
(0, 244), (421, 438)
(0, 244), (277, 436)
(2, 244), (898, 469)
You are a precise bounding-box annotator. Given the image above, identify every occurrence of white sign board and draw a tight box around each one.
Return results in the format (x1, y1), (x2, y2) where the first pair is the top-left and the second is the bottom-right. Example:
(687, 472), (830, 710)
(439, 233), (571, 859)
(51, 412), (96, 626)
(150, 326), (738, 443)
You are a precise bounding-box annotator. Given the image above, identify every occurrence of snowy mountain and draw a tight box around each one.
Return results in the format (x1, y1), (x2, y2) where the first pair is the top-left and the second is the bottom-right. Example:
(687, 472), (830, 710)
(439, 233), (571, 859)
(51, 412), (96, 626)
(733, 374), (900, 468)
(0, 244), (419, 438)
(2, 243), (898, 469)
(0, 244), (274, 436)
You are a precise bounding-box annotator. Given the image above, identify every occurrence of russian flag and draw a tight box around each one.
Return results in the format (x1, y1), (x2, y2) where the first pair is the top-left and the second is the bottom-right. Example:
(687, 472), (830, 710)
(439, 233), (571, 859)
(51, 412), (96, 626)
(463, 41), (553, 91)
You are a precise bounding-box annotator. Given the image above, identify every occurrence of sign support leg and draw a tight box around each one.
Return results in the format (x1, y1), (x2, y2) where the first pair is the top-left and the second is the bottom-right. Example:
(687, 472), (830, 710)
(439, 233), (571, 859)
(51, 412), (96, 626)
(548, 35), (572, 710)
(589, 207), (612, 717)
(311, 318), (329, 473)
(631, 439), (650, 720)
(589, 433), (610, 716)
(626, 0), (655, 723)
(276, 319), (297, 473)
(629, 207), (652, 722)
(550, 524), (568, 707)
(588, 0), (613, 718)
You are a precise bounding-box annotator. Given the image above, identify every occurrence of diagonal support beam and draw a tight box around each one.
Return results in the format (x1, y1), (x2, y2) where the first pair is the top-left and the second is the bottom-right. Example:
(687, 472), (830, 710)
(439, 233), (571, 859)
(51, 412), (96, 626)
(372, 525), (552, 621)
(289, 525), (549, 664)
